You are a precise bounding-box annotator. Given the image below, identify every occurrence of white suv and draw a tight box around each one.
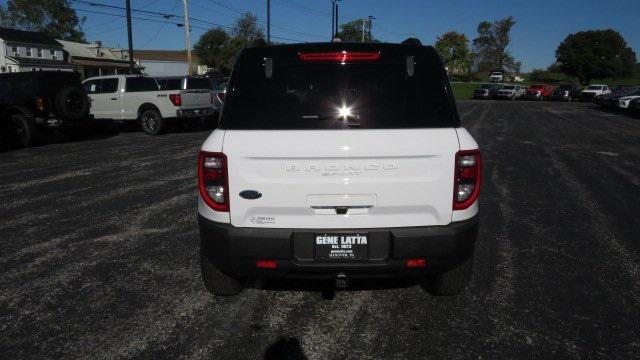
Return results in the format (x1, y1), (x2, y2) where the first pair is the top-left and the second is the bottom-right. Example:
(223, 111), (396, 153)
(198, 44), (482, 296)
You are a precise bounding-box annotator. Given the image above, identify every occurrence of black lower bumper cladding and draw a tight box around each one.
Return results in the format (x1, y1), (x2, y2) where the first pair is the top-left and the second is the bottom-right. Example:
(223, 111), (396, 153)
(199, 215), (478, 279)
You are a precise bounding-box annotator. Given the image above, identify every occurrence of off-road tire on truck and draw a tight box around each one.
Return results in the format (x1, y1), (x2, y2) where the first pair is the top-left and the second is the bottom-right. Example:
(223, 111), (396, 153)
(200, 247), (244, 296)
(423, 255), (474, 296)
(55, 86), (90, 122)
(9, 113), (38, 147)
(139, 108), (165, 135)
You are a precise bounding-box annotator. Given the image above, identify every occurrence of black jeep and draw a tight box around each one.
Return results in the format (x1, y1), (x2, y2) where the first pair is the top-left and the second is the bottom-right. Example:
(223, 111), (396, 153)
(0, 71), (91, 147)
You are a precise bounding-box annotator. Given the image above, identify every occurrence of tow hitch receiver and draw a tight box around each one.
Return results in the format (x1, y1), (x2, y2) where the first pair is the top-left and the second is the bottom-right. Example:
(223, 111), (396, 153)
(335, 273), (348, 289)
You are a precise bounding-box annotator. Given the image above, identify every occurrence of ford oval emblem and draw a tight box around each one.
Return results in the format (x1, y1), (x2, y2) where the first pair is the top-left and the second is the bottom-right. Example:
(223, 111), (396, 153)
(239, 190), (262, 200)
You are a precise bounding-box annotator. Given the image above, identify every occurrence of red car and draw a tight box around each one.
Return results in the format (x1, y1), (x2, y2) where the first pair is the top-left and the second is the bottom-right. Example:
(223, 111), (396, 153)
(525, 84), (555, 100)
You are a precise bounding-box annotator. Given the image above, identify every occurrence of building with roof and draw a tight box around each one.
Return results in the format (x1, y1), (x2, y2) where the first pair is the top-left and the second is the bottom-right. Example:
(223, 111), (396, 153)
(134, 50), (210, 76)
(0, 27), (72, 73)
(57, 40), (142, 79)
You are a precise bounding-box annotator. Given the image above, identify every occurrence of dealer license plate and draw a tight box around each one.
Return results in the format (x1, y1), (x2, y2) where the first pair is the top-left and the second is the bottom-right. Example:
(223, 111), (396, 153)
(315, 233), (369, 261)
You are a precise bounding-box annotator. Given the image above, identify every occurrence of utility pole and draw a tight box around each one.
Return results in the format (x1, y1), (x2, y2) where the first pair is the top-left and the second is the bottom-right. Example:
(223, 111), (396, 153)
(125, 0), (134, 73)
(267, 0), (271, 45)
(182, 0), (192, 75)
(368, 16), (375, 39)
(335, 2), (339, 37)
(331, 1), (335, 39)
(361, 19), (365, 42)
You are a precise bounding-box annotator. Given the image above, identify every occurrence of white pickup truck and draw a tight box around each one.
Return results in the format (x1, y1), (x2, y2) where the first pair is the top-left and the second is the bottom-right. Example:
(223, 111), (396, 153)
(82, 75), (215, 135)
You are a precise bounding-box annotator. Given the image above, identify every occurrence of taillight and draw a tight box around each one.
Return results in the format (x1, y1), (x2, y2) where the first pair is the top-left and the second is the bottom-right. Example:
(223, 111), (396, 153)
(216, 91), (226, 102)
(35, 97), (45, 112)
(198, 151), (229, 212)
(453, 149), (482, 210)
(298, 51), (381, 63)
(169, 94), (182, 106)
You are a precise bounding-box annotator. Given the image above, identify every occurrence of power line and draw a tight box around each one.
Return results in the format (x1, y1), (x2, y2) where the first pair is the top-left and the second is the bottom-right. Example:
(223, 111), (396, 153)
(73, 7), (307, 43)
(271, 0), (330, 17)
(203, 0), (325, 39)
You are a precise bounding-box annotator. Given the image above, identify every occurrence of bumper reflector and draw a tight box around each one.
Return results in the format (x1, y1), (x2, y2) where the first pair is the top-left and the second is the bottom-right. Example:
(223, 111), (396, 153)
(256, 260), (277, 269)
(405, 259), (427, 268)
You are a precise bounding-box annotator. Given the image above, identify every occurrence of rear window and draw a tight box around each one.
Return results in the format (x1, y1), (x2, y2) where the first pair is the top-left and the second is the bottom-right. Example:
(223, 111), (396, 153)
(158, 78), (181, 90)
(220, 49), (456, 130)
(502, 86), (515, 90)
(187, 77), (212, 89)
(530, 85), (544, 89)
(587, 85), (603, 90)
(125, 77), (158, 92)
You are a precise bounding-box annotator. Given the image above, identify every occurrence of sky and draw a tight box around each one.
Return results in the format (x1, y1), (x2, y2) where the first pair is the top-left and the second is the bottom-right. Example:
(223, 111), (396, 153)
(4, 0), (640, 71)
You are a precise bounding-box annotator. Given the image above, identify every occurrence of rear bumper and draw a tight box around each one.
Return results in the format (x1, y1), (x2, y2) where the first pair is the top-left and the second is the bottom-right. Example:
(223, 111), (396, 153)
(199, 215), (478, 279)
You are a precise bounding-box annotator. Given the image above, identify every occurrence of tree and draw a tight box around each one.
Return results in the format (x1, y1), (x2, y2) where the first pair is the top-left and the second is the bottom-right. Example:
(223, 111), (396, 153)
(1, 0), (86, 42)
(194, 28), (229, 69)
(472, 16), (520, 73)
(335, 19), (376, 42)
(195, 12), (265, 74)
(555, 29), (637, 85)
(435, 31), (471, 76)
(232, 12), (264, 43)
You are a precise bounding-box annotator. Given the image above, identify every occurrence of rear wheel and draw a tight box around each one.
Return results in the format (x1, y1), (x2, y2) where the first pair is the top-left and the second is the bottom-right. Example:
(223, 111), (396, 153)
(200, 249), (244, 296)
(139, 108), (164, 135)
(9, 113), (38, 147)
(423, 255), (473, 296)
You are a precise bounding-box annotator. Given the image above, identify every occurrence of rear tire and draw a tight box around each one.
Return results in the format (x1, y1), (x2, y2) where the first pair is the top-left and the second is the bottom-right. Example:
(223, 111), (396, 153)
(200, 249), (244, 296)
(9, 113), (38, 147)
(423, 255), (473, 296)
(139, 108), (164, 135)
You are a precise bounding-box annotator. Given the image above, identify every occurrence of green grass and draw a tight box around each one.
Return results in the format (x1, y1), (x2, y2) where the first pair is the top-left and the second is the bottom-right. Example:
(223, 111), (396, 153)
(451, 82), (478, 100)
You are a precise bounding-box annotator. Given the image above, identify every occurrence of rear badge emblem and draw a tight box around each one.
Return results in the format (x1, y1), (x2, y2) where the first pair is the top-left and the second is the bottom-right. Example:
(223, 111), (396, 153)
(239, 190), (262, 200)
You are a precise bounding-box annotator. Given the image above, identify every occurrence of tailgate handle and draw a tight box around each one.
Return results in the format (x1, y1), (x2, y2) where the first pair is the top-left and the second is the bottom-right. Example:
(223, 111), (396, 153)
(310, 205), (372, 215)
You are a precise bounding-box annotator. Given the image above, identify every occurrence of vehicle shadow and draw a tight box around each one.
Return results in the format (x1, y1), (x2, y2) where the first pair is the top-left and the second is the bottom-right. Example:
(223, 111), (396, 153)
(264, 337), (307, 360)
(249, 277), (424, 298)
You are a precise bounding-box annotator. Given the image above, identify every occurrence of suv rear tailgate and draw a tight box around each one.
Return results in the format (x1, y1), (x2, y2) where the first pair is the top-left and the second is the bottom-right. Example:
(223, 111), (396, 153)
(224, 129), (459, 229)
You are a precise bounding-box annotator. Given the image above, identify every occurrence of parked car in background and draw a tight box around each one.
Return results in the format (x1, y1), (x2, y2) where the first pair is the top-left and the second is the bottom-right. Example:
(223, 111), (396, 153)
(0, 71), (90, 147)
(473, 83), (504, 99)
(496, 85), (526, 100)
(83, 75), (215, 135)
(156, 76), (213, 92)
(616, 88), (640, 110)
(580, 84), (610, 102)
(524, 84), (555, 100)
(210, 77), (228, 118)
(598, 86), (639, 109)
(489, 70), (503, 82)
(628, 97), (640, 115)
(551, 83), (582, 102)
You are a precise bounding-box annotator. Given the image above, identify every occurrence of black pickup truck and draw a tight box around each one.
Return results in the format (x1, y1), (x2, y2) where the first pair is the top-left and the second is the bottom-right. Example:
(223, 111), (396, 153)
(1, 71), (90, 147)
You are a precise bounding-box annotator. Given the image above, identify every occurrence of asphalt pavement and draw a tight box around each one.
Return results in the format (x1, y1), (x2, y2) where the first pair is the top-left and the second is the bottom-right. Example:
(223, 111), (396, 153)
(1, 101), (639, 359)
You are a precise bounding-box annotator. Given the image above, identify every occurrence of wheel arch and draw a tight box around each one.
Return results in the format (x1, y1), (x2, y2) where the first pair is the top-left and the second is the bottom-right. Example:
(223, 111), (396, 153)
(137, 103), (161, 119)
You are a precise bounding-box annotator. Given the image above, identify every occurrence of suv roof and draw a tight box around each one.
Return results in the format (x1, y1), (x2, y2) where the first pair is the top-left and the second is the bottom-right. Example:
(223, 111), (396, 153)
(220, 42), (460, 130)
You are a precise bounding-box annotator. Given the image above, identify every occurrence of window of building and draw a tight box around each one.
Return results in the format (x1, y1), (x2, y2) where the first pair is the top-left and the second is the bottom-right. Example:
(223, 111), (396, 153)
(11, 46), (18, 56)
(26, 48), (32, 57)
(51, 50), (58, 60)
(37, 49), (43, 58)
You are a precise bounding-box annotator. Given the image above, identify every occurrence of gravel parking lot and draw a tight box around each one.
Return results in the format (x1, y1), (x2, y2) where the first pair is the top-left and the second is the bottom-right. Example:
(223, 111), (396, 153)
(1, 101), (639, 359)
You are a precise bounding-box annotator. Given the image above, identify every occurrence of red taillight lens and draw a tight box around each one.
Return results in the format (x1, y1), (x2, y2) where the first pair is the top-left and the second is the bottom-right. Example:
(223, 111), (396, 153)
(298, 51), (381, 63)
(35, 97), (45, 112)
(216, 91), (226, 102)
(169, 94), (182, 106)
(198, 151), (229, 212)
(453, 149), (482, 210)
